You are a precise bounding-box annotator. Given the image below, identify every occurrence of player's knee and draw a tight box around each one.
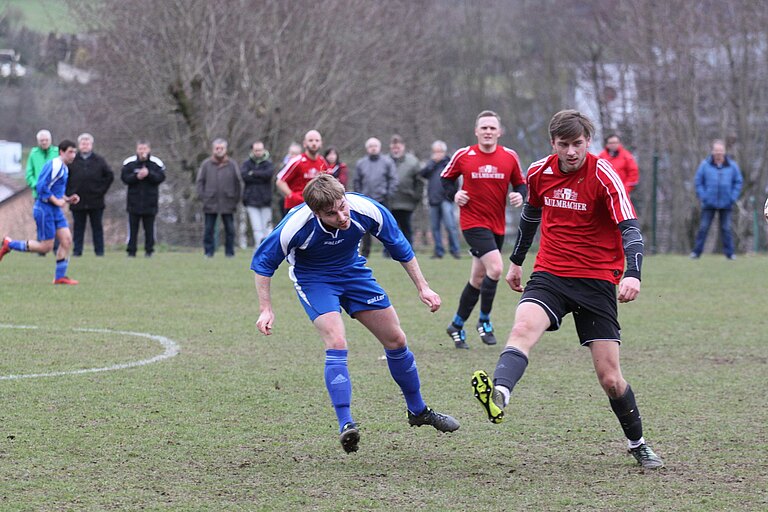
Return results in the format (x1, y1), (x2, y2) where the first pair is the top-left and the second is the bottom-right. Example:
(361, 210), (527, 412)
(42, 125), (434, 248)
(597, 372), (625, 397)
(381, 330), (407, 350)
(486, 265), (503, 281)
(509, 319), (538, 345)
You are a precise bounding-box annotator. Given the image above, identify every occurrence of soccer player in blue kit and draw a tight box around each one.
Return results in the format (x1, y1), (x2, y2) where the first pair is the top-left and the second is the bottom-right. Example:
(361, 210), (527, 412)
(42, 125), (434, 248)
(1, 140), (81, 284)
(251, 174), (459, 453)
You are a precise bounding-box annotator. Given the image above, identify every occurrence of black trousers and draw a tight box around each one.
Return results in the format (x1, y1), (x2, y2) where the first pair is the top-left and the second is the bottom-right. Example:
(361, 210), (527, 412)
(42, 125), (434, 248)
(127, 213), (156, 256)
(391, 208), (414, 246)
(72, 208), (105, 256)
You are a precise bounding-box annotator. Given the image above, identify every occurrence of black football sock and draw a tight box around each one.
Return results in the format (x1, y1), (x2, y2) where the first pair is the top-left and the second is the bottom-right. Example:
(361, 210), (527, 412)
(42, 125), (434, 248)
(609, 384), (644, 442)
(455, 282), (481, 325)
(479, 276), (499, 318)
(493, 347), (529, 392)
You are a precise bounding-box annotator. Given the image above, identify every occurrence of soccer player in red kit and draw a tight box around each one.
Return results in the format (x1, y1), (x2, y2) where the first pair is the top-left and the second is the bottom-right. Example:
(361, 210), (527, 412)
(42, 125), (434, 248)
(276, 130), (329, 215)
(471, 110), (663, 469)
(440, 110), (526, 349)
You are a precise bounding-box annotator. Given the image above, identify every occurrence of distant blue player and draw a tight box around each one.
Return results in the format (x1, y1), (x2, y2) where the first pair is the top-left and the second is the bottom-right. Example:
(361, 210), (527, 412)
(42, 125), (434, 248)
(1, 140), (81, 284)
(251, 173), (459, 453)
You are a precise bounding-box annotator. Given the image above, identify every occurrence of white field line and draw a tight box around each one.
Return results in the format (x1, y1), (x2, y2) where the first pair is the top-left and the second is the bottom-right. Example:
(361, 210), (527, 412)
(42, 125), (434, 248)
(0, 324), (181, 380)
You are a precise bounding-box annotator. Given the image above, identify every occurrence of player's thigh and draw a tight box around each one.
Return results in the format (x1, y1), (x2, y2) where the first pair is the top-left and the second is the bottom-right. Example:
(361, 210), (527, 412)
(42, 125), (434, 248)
(33, 205), (56, 242)
(56, 226), (72, 246)
(355, 307), (405, 350)
(312, 312), (347, 350)
(478, 249), (503, 280)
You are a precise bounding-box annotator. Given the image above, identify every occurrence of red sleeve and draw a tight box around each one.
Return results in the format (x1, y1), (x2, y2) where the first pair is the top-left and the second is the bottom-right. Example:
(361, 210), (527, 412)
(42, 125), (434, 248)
(505, 148), (525, 186)
(595, 159), (636, 223)
(525, 163), (544, 207)
(440, 147), (469, 181)
(276, 156), (301, 182)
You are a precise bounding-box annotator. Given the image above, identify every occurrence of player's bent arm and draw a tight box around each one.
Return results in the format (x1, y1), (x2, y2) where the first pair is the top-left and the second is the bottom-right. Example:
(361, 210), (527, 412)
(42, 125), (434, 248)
(440, 176), (459, 202)
(254, 274), (276, 335)
(617, 219), (644, 303)
(399, 257), (441, 313)
(509, 202), (542, 266)
(275, 179), (292, 198)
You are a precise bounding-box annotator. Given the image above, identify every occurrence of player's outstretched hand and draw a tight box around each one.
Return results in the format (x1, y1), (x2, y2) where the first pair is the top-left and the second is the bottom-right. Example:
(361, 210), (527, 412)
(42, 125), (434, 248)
(617, 277), (641, 303)
(419, 287), (441, 313)
(508, 192), (523, 207)
(506, 264), (523, 292)
(256, 310), (275, 335)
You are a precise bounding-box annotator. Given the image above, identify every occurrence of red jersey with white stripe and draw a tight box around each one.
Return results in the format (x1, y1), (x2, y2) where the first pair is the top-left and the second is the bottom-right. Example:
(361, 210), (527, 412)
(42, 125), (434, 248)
(441, 144), (524, 235)
(526, 152), (636, 284)
(276, 153), (329, 209)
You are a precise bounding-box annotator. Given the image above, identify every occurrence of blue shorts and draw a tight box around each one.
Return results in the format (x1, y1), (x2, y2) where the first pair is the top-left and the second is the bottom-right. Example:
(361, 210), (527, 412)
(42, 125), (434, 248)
(33, 203), (68, 241)
(294, 273), (391, 321)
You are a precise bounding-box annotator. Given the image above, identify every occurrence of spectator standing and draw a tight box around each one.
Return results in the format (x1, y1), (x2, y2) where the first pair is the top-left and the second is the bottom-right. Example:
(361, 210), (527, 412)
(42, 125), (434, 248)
(324, 147), (349, 190)
(1, 140), (81, 284)
(282, 142), (302, 166)
(441, 111), (526, 349)
(25, 129), (58, 199)
(275, 130), (329, 216)
(354, 137), (398, 258)
(420, 140), (461, 259)
(388, 134), (424, 248)
(196, 139), (242, 258)
(690, 139), (743, 260)
(121, 141), (166, 258)
(241, 141), (275, 247)
(66, 133), (114, 256)
(598, 134), (639, 194)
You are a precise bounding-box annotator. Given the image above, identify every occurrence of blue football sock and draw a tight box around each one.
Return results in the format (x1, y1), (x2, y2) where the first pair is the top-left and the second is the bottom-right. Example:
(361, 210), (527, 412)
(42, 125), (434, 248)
(9, 239), (27, 252)
(55, 258), (68, 280)
(385, 346), (426, 415)
(324, 349), (353, 432)
(479, 312), (490, 322)
(452, 314), (465, 328)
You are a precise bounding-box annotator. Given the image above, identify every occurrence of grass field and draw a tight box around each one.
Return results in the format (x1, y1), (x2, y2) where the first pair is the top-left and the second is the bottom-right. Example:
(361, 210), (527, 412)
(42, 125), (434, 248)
(0, 248), (766, 510)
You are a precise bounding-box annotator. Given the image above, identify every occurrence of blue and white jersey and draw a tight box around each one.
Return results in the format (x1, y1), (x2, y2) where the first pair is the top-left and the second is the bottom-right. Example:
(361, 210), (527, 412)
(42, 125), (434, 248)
(35, 157), (68, 206)
(251, 193), (414, 283)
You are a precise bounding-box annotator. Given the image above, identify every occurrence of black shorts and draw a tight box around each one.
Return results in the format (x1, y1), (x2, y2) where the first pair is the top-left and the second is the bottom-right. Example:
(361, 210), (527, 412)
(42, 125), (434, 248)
(519, 271), (621, 346)
(462, 227), (504, 258)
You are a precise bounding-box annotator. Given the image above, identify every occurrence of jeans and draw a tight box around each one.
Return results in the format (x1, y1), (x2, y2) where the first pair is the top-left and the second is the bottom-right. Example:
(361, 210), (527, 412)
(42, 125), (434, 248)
(72, 208), (105, 255)
(204, 212), (235, 256)
(246, 206), (272, 246)
(692, 207), (734, 257)
(127, 213), (156, 256)
(429, 201), (461, 256)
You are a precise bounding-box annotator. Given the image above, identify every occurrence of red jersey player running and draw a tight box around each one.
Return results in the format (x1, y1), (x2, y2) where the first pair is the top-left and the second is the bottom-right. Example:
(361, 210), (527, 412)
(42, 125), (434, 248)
(275, 129), (329, 215)
(441, 110), (526, 349)
(471, 110), (663, 469)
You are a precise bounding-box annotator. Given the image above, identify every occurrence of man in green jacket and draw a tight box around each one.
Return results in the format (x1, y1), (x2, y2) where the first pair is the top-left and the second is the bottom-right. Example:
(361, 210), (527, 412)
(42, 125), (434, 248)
(388, 134), (424, 248)
(25, 130), (58, 199)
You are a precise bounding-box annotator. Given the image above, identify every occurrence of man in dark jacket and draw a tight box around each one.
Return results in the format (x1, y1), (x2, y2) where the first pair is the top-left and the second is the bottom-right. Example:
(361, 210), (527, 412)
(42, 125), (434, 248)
(690, 139), (743, 260)
(420, 140), (460, 259)
(353, 137), (398, 258)
(196, 138), (242, 257)
(66, 133), (114, 256)
(241, 141), (275, 246)
(120, 140), (166, 257)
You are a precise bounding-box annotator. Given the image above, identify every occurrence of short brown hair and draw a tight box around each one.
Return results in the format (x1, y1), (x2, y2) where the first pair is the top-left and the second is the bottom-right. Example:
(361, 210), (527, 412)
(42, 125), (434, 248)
(476, 110), (501, 126)
(548, 110), (595, 142)
(304, 174), (345, 212)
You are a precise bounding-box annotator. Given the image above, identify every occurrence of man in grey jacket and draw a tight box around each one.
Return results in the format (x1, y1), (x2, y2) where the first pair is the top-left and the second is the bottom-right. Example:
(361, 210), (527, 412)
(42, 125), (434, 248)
(354, 137), (398, 258)
(388, 134), (424, 248)
(196, 138), (242, 257)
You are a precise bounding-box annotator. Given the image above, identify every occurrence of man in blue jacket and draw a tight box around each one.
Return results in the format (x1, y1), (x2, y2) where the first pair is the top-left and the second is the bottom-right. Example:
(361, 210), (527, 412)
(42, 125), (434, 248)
(691, 140), (743, 260)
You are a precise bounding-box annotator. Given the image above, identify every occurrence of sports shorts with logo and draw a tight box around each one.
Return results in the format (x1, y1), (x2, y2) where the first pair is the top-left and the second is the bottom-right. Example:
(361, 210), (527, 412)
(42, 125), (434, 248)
(462, 227), (504, 258)
(520, 271), (621, 345)
(33, 203), (68, 241)
(293, 268), (391, 321)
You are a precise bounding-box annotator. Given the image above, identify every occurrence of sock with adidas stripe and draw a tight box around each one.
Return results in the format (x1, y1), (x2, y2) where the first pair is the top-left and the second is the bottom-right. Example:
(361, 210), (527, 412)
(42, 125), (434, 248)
(324, 348), (353, 432)
(385, 345), (426, 415)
